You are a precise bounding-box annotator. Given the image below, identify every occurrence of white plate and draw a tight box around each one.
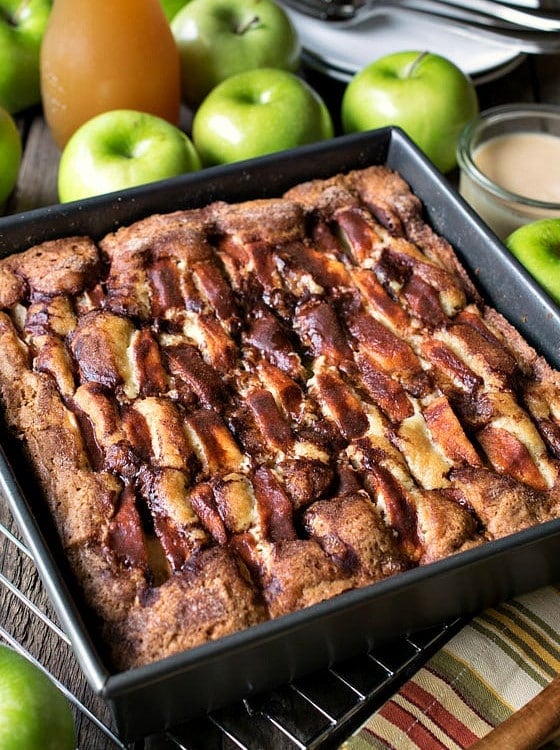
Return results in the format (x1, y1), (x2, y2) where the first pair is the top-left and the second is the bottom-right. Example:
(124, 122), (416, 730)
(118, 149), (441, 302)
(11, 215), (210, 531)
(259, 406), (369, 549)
(283, 4), (525, 84)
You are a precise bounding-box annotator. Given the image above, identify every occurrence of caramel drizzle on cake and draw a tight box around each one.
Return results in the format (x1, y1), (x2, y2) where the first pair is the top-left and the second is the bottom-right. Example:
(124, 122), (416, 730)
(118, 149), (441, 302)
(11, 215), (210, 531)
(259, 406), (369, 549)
(1, 166), (560, 669)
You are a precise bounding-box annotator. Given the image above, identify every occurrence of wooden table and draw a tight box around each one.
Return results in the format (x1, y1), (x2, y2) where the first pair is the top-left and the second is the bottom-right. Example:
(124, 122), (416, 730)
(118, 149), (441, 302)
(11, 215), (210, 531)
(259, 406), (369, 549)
(0, 51), (559, 749)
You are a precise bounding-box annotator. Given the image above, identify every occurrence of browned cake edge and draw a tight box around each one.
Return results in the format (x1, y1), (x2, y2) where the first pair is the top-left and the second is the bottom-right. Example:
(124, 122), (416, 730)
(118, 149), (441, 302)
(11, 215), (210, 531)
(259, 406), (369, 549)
(0, 166), (558, 672)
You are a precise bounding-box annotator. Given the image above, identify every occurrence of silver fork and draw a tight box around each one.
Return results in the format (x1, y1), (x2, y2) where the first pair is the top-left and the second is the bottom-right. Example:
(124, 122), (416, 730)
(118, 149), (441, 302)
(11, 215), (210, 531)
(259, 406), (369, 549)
(284, 0), (358, 19)
(388, 0), (560, 30)
(283, 0), (560, 25)
(281, 0), (560, 53)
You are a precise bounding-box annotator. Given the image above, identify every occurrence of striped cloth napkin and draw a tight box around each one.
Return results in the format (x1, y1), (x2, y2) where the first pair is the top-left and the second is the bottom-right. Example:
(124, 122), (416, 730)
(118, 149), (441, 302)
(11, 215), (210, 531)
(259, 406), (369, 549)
(341, 586), (560, 749)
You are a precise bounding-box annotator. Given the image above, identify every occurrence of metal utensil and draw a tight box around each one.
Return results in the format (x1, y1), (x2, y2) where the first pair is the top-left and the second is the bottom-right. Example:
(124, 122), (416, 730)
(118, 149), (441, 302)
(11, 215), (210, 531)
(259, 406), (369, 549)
(281, 0), (560, 53)
(376, 0), (560, 31)
(283, 0), (560, 25)
(284, 0), (560, 28)
(478, 0), (560, 9)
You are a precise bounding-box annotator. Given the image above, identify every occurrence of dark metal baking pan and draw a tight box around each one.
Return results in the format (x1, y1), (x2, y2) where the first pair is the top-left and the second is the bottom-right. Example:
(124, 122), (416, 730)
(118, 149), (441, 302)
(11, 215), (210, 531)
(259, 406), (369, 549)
(1, 127), (560, 743)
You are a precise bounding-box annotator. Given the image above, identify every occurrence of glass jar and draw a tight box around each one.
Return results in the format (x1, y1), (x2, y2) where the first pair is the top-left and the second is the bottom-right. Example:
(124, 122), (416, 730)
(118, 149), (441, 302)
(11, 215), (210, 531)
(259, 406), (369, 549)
(457, 104), (560, 240)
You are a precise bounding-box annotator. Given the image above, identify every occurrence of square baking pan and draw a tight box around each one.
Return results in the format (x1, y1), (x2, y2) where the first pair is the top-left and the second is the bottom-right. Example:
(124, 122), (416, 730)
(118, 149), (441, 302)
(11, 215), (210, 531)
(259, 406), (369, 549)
(1, 127), (560, 743)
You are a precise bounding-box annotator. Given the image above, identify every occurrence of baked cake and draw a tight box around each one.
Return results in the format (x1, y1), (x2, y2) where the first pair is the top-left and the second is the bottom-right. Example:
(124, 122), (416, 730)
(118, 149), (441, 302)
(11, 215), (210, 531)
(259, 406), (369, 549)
(1, 165), (560, 671)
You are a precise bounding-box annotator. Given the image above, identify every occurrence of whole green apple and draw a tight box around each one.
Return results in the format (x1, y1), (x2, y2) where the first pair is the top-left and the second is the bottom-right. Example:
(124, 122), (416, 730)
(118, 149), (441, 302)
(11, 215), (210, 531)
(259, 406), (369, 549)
(0, 644), (76, 750)
(0, 106), (21, 203)
(0, 0), (51, 113)
(171, 0), (300, 108)
(341, 51), (479, 174)
(159, 0), (186, 22)
(58, 109), (201, 203)
(192, 67), (333, 166)
(506, 218), (560, 306)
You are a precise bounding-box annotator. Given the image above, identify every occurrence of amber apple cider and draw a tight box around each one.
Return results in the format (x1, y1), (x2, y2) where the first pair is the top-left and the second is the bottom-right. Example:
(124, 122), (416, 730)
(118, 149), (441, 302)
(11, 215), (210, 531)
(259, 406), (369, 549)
(40, 0), (181, 149)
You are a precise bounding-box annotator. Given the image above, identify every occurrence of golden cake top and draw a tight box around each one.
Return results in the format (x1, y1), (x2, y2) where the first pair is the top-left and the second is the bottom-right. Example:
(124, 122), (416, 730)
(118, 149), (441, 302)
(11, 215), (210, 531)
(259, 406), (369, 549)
(1, 165), (559, 668)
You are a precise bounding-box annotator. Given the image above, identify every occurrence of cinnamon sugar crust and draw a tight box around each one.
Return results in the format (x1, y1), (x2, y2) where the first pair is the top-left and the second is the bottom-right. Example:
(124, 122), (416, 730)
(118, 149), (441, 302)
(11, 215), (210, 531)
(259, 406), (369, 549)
(1, 165), (560, 670)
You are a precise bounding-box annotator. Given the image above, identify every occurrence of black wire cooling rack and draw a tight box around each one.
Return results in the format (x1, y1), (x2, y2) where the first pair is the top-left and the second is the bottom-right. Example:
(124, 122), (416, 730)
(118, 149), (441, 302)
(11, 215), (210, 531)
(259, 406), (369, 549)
(0, 512), (464, 750)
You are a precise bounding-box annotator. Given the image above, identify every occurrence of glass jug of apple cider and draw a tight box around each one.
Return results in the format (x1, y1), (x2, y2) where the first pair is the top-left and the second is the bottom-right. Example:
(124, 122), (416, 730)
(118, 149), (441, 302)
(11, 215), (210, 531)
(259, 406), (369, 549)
(40, 0), (181, 149)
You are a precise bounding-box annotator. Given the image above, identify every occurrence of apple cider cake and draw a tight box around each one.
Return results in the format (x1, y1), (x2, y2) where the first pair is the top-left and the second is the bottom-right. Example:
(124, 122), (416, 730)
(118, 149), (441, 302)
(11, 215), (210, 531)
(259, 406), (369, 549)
(0, 165), (559, 671)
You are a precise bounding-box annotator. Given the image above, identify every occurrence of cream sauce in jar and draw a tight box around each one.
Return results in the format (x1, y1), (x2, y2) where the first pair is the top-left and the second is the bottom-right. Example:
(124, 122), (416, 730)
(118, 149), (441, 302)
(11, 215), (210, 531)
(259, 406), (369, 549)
(459, 130), (560, 239)
(473, 131), (560, 203)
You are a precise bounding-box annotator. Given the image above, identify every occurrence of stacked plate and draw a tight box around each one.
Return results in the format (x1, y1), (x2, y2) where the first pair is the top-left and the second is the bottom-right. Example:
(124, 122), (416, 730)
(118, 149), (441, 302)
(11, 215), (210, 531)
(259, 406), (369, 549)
(282, 3), (526, 83)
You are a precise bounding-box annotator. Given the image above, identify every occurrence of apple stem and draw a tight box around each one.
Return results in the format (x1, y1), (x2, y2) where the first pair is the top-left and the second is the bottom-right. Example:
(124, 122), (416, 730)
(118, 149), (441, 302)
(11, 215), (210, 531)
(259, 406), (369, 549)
(404, 51), (429, 78)
(236, 15), (261, 34)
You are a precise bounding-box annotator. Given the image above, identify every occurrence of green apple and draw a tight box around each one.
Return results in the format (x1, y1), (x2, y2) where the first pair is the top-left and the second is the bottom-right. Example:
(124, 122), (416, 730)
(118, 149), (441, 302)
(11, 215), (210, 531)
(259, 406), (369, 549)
(506, 218), (560, 306)
(0, 0), (51, 113)
(341, 50), (479, 174)
(58, 108), (201, 203)
(159, 0), (186, 22)
(171, 0), (300, 108)
(0, 644), (76, 750)
(192, 68), (333, 166)
(0, 106), (21, 203)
